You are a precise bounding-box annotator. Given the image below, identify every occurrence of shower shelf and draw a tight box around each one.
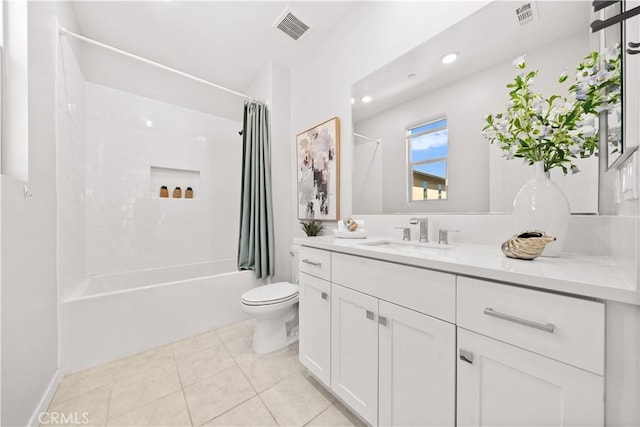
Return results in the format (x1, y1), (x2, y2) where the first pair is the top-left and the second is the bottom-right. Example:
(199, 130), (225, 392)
(150, 166), (200, 199)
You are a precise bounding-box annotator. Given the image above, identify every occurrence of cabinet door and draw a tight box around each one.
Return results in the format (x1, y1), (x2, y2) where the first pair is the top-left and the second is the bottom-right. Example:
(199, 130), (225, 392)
(457, 328), (604, 427)
(298, 272), (331, 386)
(378, 301), (455, 426)
(331, 284), (379, 425)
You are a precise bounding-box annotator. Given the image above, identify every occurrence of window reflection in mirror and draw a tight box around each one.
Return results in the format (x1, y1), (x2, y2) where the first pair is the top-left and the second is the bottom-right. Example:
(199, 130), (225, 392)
(408, 118), (448, 201)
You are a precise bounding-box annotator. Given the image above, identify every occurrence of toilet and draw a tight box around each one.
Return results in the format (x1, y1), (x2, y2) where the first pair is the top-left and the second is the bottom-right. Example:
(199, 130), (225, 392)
(240, 281), (299, 354)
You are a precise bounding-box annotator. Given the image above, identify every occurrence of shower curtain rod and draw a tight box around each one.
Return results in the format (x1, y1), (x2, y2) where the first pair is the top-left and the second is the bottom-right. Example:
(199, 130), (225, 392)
(353, 132), (381, 144)
(58, 26), (255, 102)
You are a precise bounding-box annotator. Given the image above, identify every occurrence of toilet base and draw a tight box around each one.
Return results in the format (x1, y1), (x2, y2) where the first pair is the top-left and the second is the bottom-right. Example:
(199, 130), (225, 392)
(252, 304), (299, 354)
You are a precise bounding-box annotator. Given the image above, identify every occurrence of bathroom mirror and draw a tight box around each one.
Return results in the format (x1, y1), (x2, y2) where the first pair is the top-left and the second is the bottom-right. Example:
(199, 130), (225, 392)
(601, 2), (624, 169)
(351, 1), (605, 214)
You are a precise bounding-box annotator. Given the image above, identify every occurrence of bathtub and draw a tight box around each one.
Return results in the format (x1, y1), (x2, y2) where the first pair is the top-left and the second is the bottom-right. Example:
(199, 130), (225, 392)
(62, 259), (262, 373)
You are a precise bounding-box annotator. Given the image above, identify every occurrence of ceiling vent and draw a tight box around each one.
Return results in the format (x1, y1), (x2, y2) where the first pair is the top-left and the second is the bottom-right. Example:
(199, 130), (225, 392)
(516, 2), (538, 26)
(274, 8), (310, 41)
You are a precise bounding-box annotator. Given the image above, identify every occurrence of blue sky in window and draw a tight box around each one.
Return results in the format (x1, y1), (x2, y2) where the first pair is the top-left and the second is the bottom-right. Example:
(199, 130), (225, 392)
(410, 128), (448, 162)
(413, 161), (447, 179)
(410, 118), (447, 135)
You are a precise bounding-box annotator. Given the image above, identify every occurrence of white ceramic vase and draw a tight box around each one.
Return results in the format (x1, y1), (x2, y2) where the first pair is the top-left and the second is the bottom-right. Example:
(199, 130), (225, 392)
(512, 161), (570, 257)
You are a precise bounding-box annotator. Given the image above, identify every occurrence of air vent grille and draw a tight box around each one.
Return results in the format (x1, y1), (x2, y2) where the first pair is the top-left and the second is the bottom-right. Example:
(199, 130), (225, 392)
(516, 2), (537, 25)
(276, 12), (310, 41)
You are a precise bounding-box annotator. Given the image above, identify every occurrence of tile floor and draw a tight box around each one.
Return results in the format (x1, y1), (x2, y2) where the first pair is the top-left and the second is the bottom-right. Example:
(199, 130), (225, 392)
(45, 319), (365, 427)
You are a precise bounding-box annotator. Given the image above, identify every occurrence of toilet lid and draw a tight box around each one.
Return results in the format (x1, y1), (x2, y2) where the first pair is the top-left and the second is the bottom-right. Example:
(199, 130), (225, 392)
(241, 282), (299, 306)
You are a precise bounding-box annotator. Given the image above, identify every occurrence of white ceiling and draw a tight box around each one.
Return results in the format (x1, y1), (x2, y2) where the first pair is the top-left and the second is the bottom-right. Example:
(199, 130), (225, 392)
(72, 1), (360, 92)
(352, 1), (591, 122)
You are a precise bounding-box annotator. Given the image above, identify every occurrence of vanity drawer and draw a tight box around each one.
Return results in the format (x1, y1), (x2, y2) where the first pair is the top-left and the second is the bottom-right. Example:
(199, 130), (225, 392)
(332, 253), (455, 323)
(299, 247), (332, 281)
(457, 277), (604, 375)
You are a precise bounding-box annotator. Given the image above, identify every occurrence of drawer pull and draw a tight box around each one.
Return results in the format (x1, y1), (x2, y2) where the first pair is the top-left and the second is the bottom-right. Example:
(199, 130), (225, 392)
(302, 259), (322, 267)
(378, 315), (387, 326)
(366, 310), (375, 320)
(484, 307), (555, 334)
(459, 349), (474, 364)
(321, 292), (328, 300)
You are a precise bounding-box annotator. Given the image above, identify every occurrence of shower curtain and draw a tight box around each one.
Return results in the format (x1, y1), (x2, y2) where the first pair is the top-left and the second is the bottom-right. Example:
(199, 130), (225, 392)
(237, 100), (275, 278)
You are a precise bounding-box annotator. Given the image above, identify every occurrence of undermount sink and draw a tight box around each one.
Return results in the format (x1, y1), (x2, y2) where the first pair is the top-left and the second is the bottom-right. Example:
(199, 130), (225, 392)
(359, 240), (455, 252)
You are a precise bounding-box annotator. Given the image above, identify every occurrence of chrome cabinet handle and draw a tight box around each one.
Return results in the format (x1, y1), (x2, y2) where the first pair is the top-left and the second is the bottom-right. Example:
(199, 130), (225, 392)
(378, 315), (387, 326)
(484, 307), (555, 334)
(459, 349), (474, 364)
(366, 310), (375, 320)
(302, 259), (322, 266)
(321, 292), (328, 300)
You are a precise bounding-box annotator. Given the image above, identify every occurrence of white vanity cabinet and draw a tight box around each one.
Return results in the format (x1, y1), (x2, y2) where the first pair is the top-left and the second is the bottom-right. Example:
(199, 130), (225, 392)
(298, 247), (332, 387)
(331, 253), (457, 426)
(457, 277), (605, 427)
(457, 329), (604, 427)
(331, 284), (379, 424)
(298, 243), (609, 427)
(378, 299), (456, 427)
(299, 272), (331, 386)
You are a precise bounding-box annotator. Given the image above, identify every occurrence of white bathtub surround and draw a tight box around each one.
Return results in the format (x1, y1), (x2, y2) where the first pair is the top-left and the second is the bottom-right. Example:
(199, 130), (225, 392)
(57, 35), (87, 301)
(83, 82), (243, 277)
(62, 260), (263, 374)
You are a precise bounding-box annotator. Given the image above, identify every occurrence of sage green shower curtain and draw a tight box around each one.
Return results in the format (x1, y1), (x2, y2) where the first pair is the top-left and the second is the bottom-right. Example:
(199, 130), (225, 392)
(237, 101), (275, 278)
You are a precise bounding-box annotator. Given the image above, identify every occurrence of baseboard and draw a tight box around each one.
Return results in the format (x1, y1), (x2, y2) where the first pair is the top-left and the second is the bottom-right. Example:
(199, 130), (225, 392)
(27, 369), (62, 427)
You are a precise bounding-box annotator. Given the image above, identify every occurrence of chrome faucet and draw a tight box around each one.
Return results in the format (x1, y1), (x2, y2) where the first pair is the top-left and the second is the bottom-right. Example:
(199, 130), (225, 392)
(409, 217), (429, 243)
(438, 229), (459, 245)
(395, 227), (411, 241)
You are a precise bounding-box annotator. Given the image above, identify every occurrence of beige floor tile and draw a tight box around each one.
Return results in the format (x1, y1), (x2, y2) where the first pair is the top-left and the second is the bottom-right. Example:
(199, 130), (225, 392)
(215, 318), (255, 343)
(173, 329), (223, 359)
(176, 344), (236, 386)
(306, 401), (366, 427)
(224, 334), (255, 363)
(51, 365), (116, 406)
(45, 386), (111, 427)
(238, 352), (305, 393)
(106, 391), (191, 427)
(183, 366), (256, 426)
(202, 396), (277, 427)
(108, 362), (182, 420)
(260, 373), (334, 427)
(228, 337), (303, 392)
(109, 345), (176, 383)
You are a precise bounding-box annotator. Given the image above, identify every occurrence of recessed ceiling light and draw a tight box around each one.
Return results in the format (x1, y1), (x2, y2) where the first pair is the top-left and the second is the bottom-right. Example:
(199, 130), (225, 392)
(361, 95), (373, 103)
(351, 98), (355, 104)
(441, 52), (458, 65)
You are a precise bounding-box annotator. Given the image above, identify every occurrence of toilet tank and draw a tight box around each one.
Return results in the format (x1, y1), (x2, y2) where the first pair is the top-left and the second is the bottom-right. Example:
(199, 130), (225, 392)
(290, 245), (300, 284)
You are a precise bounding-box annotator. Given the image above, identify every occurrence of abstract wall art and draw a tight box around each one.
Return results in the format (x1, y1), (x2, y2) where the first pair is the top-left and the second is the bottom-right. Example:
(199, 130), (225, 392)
(296, 117), (340, 220)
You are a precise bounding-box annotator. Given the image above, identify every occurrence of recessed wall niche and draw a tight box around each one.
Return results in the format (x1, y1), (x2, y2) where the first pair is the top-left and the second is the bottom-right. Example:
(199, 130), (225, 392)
(150, 166), (200, 199)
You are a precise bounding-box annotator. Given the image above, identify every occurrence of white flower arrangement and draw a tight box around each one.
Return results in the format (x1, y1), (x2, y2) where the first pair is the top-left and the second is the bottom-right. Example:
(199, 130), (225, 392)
(482, 46), (621, 174)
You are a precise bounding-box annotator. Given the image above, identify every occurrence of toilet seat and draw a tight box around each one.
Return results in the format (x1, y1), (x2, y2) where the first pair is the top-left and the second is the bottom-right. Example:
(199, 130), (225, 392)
(241, 282), (299, 306)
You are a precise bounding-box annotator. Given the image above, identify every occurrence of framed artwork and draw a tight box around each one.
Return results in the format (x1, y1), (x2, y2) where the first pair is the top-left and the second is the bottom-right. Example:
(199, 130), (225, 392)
(296, 117), (340, 220)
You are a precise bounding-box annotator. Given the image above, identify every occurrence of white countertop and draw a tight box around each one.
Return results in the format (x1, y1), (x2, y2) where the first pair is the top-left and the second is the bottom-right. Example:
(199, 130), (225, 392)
(295, 236), (640, 305)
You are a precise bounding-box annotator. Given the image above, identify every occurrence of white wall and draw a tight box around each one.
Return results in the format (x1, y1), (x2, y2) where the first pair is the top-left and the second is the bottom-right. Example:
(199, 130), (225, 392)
(354, 32), (596, 214)
(82, 82), (242, 277)
(290, 1), (490, 233)
(1, 2), (79, 426)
